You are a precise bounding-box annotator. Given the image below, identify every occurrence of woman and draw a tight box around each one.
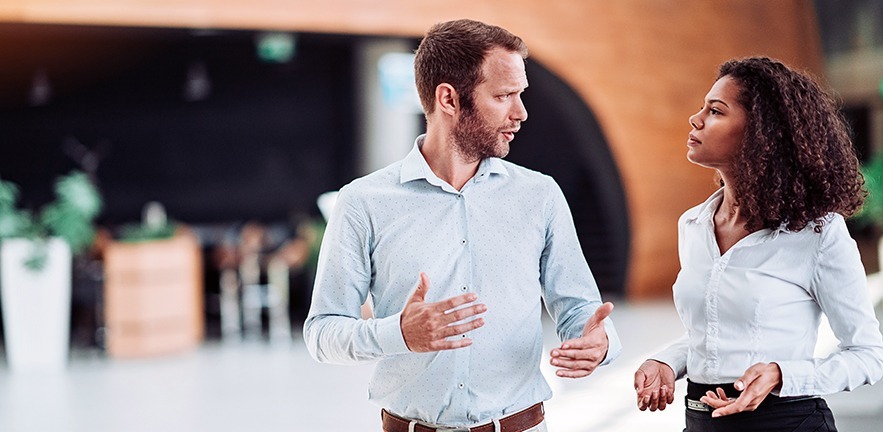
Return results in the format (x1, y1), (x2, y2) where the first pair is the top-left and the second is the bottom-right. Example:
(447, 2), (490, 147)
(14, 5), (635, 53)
(633, 56), (883, 431)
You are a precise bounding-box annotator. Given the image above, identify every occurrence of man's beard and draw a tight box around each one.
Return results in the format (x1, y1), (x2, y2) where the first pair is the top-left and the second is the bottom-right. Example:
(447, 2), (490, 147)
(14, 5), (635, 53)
(450, 108), (509, 163)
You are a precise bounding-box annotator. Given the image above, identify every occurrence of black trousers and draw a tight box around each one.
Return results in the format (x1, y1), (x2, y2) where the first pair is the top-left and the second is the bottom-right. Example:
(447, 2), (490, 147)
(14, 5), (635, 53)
(684, 381), (837, 432)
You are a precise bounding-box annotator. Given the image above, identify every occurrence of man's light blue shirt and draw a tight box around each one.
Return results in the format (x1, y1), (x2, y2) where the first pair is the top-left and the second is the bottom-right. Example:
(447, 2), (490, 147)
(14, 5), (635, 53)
(304, 136), (621, 426)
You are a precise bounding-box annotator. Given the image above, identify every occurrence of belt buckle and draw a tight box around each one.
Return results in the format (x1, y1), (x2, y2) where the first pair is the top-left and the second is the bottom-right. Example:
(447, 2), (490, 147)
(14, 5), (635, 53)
(686, 398), (711, 412)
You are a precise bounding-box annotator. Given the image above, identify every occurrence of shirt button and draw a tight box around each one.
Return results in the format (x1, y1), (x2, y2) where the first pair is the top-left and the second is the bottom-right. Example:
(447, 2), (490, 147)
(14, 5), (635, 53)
(461, 239), (467, 245)
(458, 383), (465, 389)
(460, 334), (466, 338)
(461, 286), (468, 292)
(457, 194), (462, 199)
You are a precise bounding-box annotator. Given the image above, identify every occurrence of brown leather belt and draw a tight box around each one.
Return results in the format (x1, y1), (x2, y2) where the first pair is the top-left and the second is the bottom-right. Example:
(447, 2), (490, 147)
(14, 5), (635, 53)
(381, 403), (544, 432)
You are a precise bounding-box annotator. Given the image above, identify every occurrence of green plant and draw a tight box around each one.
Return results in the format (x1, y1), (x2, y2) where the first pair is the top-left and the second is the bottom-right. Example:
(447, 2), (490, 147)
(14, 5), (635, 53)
(117, 222), (177, 243)
(855, 155), (883, 228)
(115, 201), (177, 243)
(0, 171), (102, 270)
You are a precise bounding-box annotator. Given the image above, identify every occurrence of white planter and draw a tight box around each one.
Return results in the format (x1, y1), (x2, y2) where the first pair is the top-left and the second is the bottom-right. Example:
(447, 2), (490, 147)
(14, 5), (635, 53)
(1, 238), (71, 372)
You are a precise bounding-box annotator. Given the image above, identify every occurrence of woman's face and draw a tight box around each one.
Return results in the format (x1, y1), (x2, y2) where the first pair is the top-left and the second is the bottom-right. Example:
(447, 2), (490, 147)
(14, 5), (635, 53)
(686, 76), (748, 172)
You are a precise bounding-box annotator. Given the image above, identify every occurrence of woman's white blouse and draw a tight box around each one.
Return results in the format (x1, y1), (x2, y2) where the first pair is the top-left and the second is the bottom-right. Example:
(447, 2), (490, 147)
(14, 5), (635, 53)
(653, 189), (883, 396)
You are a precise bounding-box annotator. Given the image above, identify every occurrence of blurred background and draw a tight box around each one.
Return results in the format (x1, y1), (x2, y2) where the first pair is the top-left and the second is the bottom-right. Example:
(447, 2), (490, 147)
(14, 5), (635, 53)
(0, 0), (881, 430)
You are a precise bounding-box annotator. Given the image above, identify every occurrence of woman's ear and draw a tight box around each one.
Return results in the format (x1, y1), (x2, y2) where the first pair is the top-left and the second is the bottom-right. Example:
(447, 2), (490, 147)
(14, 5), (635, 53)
(435, 83), (458, 116)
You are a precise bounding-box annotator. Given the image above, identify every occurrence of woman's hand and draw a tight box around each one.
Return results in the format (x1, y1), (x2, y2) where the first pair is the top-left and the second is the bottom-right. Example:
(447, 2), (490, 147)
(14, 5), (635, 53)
(700, 362), (782, 417)
(634, 360), (676, 411)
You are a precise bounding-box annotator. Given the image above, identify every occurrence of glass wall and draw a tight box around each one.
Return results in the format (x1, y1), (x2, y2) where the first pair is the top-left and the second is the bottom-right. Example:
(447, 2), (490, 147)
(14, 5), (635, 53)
(814, 0), (883, 162)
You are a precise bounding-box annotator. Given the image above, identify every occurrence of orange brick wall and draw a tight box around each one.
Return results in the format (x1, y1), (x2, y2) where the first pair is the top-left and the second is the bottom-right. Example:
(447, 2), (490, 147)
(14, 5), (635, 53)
(0, 0), (824, 299)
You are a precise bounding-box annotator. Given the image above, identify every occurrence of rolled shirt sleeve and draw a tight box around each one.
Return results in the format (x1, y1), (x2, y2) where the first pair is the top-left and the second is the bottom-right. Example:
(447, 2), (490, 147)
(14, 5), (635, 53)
(539, 181), (622, 366)
(304, 186), (410, 364)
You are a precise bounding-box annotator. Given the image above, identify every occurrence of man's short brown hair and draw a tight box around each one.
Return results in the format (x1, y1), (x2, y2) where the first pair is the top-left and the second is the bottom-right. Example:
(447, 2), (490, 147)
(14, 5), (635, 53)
(414, 19), (528, 115)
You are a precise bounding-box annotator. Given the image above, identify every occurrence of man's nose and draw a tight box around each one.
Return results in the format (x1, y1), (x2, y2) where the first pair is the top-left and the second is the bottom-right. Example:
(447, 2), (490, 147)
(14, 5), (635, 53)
(512, 96), (527, 122)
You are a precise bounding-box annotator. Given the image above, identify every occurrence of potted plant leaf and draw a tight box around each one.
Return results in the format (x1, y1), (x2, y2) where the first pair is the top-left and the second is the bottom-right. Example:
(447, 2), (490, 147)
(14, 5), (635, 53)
(853, 154), (883, 307)
(0, 170), (101, 372)
(857, 155), (883, 226)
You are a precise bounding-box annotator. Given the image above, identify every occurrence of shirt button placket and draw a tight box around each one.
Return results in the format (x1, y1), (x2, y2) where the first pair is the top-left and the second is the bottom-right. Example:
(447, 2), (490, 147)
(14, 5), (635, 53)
(458, 192), (468, 247)
(454, 189), (471, 412)
(706, 257), (727, 381)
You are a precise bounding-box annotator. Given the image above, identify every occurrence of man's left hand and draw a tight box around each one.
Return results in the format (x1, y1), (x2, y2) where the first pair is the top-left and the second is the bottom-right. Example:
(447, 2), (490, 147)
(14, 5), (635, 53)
(549, 302), (613, 378)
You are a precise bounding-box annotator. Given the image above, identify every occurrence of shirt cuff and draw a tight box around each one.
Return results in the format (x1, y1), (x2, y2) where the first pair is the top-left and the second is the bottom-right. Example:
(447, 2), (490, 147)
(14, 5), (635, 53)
(774, 359), (816, 396)
(600, 319), (622, 366)
(376, 311), (411, 355)
(650, 352), (687, 381)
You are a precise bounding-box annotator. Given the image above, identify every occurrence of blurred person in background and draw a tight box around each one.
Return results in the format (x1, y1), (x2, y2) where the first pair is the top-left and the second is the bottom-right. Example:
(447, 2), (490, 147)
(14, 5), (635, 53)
(633, 56), (883, 431)
(304, 18), (620, 432)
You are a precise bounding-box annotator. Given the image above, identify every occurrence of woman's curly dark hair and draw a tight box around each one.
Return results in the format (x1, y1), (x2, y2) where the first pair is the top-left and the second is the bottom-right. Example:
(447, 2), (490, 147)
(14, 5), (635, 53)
(718, 57), (865, 233)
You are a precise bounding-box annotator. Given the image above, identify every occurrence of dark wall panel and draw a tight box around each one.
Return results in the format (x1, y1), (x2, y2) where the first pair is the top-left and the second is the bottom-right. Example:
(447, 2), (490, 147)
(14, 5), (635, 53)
(0, 25), (356, 226)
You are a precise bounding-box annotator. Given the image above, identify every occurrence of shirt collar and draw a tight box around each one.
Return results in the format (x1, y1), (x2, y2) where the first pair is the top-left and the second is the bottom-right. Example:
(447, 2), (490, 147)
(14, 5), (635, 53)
(399, 136), (430, 184)
(399, 134), (509, 186)
(687, 188), (724, 226)
(687, 187), (789, 241)
(476, 155), (509, 182)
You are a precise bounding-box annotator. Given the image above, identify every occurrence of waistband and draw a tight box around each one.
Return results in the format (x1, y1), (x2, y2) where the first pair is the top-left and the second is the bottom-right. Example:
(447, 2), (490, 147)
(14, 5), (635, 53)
(381, 403), (544, 432)
(686, 380), (817, 412)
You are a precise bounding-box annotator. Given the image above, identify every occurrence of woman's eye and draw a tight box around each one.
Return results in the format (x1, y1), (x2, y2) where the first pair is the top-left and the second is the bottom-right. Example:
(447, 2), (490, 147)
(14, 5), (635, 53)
(710, 108), (722, 115)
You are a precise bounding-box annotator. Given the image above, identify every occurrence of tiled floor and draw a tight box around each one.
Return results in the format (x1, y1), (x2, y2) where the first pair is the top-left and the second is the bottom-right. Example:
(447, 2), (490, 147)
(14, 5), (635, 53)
(1, 300), (882, 431)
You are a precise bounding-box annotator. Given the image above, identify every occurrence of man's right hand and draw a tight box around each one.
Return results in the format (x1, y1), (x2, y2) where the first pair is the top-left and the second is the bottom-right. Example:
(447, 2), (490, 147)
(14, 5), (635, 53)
(634, 360), (676, 411)
(401, 272), (487, 352)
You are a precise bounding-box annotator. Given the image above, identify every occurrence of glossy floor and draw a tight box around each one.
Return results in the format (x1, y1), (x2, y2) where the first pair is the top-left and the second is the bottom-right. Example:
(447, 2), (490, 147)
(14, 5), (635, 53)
(1, 300), (881, 431)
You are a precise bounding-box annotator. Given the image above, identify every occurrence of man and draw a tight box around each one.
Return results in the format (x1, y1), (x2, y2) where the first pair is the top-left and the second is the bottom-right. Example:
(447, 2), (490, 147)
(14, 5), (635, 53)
(304, 18), (621, 432)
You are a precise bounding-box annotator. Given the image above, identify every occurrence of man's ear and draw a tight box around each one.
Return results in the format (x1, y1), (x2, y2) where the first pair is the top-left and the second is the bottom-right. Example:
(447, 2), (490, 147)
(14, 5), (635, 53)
(435, 83), (458, 116)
